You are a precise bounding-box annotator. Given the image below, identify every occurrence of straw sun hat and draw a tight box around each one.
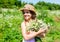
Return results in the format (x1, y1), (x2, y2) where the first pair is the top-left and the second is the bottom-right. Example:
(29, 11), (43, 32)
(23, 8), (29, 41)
(20, 4), (36, 15)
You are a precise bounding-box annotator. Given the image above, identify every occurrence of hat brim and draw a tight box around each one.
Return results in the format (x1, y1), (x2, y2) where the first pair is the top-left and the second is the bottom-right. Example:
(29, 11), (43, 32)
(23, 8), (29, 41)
(20, 8), (36, 15)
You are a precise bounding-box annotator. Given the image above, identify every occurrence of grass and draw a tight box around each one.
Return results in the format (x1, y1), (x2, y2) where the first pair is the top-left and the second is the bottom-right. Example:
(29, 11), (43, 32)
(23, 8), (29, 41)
(0, 8), (60, 42)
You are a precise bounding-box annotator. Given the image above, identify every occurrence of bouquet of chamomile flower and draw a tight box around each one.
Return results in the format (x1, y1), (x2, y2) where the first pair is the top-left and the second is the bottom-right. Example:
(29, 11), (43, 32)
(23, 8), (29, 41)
(26, 19), (47, 32)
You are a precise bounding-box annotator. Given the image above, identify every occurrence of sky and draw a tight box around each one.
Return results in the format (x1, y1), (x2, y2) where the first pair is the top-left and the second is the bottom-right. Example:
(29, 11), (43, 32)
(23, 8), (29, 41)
(21, 0), (60, 5)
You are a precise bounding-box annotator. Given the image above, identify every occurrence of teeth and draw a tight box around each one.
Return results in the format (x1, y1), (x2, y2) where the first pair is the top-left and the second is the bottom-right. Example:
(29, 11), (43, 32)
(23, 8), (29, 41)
(25, 16), (28, 17)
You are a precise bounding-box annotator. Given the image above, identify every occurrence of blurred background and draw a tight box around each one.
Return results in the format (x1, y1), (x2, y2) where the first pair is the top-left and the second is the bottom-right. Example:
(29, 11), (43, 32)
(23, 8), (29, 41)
(0, 0), (60, 42)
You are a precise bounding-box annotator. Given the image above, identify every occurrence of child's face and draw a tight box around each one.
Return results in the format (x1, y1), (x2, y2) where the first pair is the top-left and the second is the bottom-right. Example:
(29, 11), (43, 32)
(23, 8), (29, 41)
(23, 10), (32, 21)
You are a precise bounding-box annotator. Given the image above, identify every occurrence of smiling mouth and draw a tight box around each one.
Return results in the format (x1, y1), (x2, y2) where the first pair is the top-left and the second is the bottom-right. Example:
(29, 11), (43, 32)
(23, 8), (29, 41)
(24, 16), (29, 19)
(25, 15), (29, 17)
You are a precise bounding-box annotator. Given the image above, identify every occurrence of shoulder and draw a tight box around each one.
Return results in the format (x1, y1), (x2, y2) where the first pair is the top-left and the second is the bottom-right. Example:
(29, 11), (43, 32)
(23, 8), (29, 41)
(21, 21), (25, 26)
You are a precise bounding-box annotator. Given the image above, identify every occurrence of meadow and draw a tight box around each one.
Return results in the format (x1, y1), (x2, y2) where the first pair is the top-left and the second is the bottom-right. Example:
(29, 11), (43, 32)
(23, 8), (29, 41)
(0, 8), (60, 42)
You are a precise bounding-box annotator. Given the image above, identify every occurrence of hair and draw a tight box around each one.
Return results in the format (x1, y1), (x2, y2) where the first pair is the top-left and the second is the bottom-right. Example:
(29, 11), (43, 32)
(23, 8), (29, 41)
(30, 11), (36, 20)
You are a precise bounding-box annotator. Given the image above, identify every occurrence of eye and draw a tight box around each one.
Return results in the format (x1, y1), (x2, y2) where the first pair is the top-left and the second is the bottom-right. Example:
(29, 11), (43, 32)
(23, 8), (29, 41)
(26, 12), (29, 13)
(22, 11), (30, 14)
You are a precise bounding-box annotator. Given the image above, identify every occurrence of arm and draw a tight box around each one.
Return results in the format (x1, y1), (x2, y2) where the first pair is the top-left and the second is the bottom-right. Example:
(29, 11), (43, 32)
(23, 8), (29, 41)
(21, 22), (45, 40)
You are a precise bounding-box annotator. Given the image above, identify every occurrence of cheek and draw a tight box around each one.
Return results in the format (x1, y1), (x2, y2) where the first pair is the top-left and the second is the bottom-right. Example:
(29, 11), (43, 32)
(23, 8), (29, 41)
(29, 14), (32, 18)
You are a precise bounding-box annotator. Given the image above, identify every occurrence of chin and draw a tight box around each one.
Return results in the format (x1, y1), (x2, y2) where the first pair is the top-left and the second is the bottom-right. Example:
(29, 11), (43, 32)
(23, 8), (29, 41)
(25, 19), (29, 20)
(24, 18), (30, 21)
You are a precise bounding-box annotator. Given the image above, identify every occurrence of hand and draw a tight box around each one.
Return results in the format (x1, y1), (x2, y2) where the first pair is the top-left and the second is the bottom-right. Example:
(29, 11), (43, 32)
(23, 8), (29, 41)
(38, 28), (47, 34)
(37, 32), (45, 38)
(37, 28), (48, 38)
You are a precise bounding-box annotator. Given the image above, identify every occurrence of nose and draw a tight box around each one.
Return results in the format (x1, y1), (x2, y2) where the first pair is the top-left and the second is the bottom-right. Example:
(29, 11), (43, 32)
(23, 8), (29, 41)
(24, 13), (28, 15)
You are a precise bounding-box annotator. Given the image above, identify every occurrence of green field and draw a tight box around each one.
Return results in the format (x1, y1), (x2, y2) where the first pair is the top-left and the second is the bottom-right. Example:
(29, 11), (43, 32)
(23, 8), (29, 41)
(0, 8), (60, 42)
